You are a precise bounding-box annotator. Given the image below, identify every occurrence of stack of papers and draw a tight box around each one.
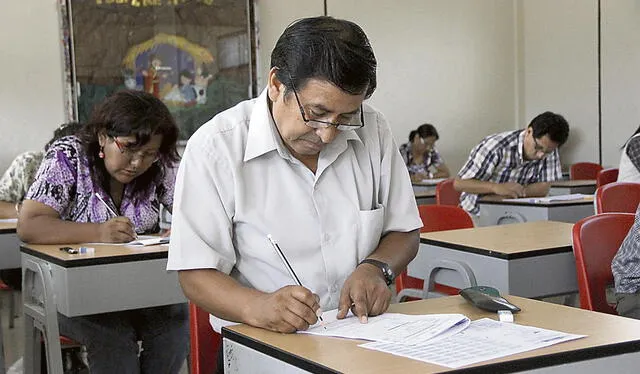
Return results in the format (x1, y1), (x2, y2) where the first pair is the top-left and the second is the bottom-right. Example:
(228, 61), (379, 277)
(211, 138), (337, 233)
(504, 193), (589, 203)
(300, 310), (584, 369)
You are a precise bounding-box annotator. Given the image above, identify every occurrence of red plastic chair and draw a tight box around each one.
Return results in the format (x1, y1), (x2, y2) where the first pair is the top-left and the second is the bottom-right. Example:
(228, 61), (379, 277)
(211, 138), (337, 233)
(596, 168), (619, 189)
(189, 302), (222, 374)
(595, 182), (640, 214)
(570, 162), (603, 180)
(396, 205), (474, 302)
(435, 178), (461, 206)
(572, 213), (635, 314)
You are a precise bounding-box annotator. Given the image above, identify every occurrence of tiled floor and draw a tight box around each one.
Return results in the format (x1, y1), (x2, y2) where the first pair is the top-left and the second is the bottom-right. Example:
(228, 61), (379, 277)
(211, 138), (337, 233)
(1, 290), (188, 373)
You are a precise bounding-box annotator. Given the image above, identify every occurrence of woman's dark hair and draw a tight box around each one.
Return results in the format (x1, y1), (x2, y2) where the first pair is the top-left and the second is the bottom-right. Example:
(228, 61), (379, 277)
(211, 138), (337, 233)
(77, 90), (180, 199)
(271, 16), (377, 99)
(408, 130), (418, 143)
(529, 111), (570, 146)
(416, 123), (439, 141)
(623, 125), (640, 148)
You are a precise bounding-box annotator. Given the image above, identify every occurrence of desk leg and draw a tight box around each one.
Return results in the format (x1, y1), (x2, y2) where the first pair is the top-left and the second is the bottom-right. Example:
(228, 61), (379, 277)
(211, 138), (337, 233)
(22, 258), (63, 374)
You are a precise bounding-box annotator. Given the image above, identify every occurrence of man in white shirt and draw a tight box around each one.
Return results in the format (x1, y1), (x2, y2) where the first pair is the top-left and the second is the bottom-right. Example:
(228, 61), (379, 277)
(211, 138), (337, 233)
(167, 16), (422, 337)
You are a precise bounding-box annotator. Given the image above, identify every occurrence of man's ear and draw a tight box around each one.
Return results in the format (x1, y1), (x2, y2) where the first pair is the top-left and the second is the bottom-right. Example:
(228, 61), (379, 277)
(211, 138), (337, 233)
(267, 67), (284, 102)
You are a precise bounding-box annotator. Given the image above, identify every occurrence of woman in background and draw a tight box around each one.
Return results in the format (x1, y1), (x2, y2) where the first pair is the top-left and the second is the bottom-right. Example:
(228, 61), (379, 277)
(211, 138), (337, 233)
(399, 123), (450, 182)
(18, 90), (188, 374)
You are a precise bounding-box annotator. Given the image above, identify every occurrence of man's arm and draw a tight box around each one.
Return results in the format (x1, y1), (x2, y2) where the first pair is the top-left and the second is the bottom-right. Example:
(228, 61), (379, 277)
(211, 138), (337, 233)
(337, 229), (420, 321)
(524, 182), (551, 197)
(178, 269), (321, 333)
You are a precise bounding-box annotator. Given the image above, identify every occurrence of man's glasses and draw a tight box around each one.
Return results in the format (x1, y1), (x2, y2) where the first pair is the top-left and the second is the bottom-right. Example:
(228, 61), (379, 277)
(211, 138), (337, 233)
(112, 137), (160, 163)
(532, 136), (554, 155)
(288, 74), (364, 131)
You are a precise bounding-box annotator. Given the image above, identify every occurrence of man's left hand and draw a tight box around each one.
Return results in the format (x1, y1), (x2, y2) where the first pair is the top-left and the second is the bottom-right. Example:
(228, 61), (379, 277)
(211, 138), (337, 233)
(336, 263), (392, 323)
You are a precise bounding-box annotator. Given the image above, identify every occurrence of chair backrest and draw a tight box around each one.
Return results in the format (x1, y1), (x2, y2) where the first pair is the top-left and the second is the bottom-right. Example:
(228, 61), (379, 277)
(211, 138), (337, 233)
(595, 182), (640, 214)
(418, 204), (474, 233)
(189, 302), (222, 374)
(435, 178), (461, 206)
(572, 213), (635, 314)
(570, 162), (603, 180)
(596, 168), (619, 189)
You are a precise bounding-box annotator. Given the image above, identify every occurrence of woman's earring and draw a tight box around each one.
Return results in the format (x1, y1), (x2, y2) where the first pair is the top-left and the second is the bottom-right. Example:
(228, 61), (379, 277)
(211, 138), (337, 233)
(99, 146), (105, 159)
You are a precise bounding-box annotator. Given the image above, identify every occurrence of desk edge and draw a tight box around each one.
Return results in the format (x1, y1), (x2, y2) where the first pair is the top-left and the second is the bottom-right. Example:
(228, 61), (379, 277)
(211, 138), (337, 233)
(419, 238), (572, 259)
(20, 244), (168, 268)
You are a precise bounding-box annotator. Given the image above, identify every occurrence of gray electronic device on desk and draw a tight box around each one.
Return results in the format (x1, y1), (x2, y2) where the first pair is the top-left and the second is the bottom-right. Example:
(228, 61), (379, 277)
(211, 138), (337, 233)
(460, 286), (521, 313)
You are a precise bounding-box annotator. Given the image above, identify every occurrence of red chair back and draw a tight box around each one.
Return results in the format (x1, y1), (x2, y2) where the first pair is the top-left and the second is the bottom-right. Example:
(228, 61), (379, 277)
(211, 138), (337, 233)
(189, 302), (222, 374)
(595, 182), (640, 214)
(570, 162), (603, 180)
(396, 205), (474, 299)
(596, 168), (619, 189)
(436, 178), (461, 206)
(572, 213), (635, 314)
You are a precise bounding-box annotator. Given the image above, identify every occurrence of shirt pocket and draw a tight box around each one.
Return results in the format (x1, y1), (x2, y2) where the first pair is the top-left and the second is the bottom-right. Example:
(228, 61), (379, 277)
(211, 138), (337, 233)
(356, 205), (385, 261)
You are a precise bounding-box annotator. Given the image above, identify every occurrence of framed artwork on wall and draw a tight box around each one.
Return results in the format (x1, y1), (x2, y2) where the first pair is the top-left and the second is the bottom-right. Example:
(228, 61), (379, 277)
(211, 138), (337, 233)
(58, 0), (257, 141)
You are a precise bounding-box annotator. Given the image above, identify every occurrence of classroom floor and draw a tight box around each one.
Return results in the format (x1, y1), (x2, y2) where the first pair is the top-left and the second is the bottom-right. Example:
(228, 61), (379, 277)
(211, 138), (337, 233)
(0, 290), (188, 374)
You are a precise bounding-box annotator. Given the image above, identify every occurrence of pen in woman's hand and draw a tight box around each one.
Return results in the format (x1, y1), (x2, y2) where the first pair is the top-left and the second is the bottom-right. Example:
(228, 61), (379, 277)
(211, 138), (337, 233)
(95, 193), (138, 239)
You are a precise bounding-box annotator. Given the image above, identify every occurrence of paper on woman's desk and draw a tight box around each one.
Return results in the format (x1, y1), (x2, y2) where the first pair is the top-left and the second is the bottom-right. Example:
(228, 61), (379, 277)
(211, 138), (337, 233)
(0, 218), (18, 223)
(300, 309), (470, 345)
(361, 318), (585, 368)
(419, 178), (447, 185)
(86, 235), (169, 246)
(504, 193), (589, 203)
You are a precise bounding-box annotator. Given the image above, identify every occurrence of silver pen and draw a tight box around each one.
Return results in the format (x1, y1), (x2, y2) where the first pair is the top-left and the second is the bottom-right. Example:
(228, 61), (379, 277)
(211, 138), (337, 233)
(95, 193), (138, 239)
(267, 234), (324, 323)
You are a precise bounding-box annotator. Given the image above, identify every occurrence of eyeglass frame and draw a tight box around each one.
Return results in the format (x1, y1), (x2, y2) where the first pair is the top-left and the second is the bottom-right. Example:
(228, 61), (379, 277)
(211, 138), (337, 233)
(287, 73), (365, 131)
(111, 137), (160, 163)
(532, 135), (554, 155)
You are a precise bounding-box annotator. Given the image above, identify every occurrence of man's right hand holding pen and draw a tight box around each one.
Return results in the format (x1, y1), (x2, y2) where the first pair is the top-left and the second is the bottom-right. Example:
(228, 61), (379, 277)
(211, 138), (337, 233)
(246, 285), (323, 334)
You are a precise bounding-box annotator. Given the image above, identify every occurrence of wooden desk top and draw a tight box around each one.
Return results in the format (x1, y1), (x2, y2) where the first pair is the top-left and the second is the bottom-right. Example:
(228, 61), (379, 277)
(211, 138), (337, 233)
(225, 295), (640, 374)
(0, 220), (17, 234)
(551, 179), (596, 187)
(414, 190), (436, 199)
(479, 194), (593, 207)
(419, 221), (573, 259)
(20, 242), (168, 268)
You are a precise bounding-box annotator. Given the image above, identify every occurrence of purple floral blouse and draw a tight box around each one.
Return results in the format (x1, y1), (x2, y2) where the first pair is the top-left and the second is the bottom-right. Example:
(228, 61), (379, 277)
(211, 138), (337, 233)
(26, 136), (177, 233)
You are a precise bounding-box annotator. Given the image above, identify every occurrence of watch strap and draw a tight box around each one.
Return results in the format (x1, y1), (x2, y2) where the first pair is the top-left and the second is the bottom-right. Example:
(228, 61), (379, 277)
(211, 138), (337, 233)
(359, 258), (394, 285)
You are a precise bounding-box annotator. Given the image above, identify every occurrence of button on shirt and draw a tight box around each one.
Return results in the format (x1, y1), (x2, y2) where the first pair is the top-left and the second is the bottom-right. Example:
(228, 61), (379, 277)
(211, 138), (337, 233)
(167, 89), (422, 331)
(457, 130), (562, 215)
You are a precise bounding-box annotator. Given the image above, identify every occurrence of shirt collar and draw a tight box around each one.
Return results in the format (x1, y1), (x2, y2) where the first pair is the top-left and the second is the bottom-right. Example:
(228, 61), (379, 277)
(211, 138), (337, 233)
(244, 87), (363, 162)
(517, 129), (526, 162)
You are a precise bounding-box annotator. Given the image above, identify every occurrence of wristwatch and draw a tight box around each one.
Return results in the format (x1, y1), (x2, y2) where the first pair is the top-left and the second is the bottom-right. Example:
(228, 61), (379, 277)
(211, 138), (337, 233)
(359, 258), (395, 285)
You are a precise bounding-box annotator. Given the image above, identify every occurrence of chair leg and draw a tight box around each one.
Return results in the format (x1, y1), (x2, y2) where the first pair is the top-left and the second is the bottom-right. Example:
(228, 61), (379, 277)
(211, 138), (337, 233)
(9, 287), (15, 329)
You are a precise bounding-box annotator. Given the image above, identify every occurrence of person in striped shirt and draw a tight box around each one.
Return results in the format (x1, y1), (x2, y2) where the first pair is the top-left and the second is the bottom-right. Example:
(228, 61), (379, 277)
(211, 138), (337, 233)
(454, 111), (570, 216)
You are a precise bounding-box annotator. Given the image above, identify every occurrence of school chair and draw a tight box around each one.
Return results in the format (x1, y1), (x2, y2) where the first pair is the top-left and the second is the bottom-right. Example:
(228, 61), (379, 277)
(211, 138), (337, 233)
(189, 302), (222, 374)
(572, 213), (635, 314)
(435, 178), (461, 206)
(596, 168), (619, 189)
(396, 205), (475, 302)
(595, 182), (640, 214)
(570, 162), (602, 180)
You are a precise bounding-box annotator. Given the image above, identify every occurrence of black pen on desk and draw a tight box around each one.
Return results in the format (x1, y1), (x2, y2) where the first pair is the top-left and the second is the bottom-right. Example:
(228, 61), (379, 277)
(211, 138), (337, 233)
(95, 193), (138, 239)
(267, 234), (324, 324)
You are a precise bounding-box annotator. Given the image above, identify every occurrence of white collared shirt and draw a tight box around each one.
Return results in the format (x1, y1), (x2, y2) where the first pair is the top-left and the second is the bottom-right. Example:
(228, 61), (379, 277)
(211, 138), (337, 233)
(167, 89), (422, 331)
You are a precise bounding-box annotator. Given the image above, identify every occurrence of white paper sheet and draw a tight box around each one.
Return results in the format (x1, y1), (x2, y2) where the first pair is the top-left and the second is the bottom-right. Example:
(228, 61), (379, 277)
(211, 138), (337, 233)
(503, 193), (589, 203)
(85, 235), (169, 246)
(419, 178), (447, 185)
(360, 318), (585, 368)
(0, 218), (18, 223)
(300, 309), (470, 345)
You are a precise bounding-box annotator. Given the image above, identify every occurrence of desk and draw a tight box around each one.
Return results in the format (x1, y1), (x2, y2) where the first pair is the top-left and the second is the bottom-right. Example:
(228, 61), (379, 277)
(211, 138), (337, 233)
(478, 195), (594, 226)
(0, 220), (19, 270)
(223, 295), (640, 373)
(21, 242), (186, 374)
(415, 190), (436, 205)
(549, 179), (596, 196)
(407, 221), (577, 298)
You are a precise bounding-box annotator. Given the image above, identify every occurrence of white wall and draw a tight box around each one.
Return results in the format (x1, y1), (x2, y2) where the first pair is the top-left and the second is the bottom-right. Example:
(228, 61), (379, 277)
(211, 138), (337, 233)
(0, 0), (66, 173)
(518, 0), (599, 169)
(601, 0), (640, 167)
(328, 0), (517, 173)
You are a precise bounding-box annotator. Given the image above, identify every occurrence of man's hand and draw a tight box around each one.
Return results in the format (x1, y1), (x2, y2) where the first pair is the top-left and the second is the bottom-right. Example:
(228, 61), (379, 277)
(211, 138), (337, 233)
(247, 285), (321, 333)
(492, 182), (526, 198)
(336, 263), (392, 323)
